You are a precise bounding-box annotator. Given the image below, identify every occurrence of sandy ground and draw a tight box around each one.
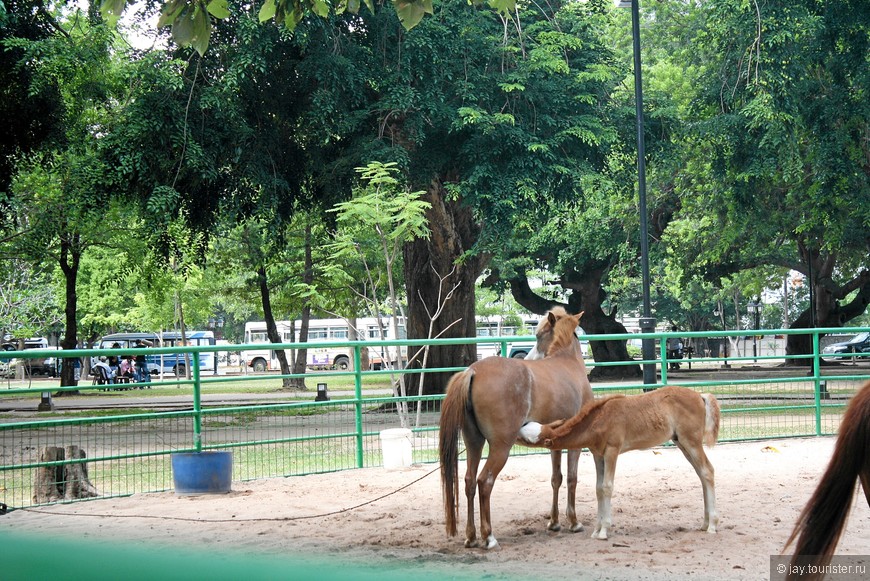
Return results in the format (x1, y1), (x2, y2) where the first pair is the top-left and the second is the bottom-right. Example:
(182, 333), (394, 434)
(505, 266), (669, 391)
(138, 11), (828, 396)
(6, 437), (870, 580)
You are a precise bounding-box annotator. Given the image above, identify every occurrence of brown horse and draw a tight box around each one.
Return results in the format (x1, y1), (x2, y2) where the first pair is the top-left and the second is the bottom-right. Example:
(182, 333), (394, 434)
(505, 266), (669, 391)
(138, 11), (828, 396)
(783, 379), (870, 580)
(520, 386), (720, 539)
(439, 308), (593, 550)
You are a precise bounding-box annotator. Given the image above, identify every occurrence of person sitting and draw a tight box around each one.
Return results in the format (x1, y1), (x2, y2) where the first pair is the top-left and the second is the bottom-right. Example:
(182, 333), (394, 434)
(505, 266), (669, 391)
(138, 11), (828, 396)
(118, 357), (134, 383)
(93, 356), (115, 385)
(108, 343), (121, 378)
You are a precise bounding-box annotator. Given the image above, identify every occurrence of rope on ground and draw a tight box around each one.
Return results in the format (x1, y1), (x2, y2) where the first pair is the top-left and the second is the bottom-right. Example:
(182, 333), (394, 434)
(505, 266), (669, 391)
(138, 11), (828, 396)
(15, 462), (444, 524)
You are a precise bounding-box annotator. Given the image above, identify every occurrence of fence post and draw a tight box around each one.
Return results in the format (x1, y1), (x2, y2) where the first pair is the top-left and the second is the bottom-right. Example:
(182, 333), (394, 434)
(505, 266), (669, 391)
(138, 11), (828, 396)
(655, 334), (666, 390)
(353, 344), (364, 468)
(811, 332), (822, 436)
(193, 351), (202, 452)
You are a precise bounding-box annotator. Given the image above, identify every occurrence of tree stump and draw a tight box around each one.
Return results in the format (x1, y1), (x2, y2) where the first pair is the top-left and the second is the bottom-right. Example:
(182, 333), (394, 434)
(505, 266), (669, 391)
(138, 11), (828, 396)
(32, 445), (99, 503)
(63, 445), (98, 500)
(32, 446), (64, 503)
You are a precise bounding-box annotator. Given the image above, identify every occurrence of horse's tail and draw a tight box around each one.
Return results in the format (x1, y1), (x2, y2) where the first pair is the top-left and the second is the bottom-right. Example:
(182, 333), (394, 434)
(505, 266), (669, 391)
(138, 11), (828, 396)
(701, 393), (720, 447)
(439, 369), (473, 537)
(784, 380), (870, 577)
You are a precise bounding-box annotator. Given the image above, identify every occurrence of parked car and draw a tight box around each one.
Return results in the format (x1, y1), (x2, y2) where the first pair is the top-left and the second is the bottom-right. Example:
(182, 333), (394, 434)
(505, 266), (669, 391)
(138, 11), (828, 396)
(822, 332), (870, 360)
(0, 338), (58, 377)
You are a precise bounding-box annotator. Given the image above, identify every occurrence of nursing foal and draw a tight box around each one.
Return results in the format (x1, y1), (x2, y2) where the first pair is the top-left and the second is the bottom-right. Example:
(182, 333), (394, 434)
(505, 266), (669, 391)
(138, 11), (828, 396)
(521, 386), (720, 539)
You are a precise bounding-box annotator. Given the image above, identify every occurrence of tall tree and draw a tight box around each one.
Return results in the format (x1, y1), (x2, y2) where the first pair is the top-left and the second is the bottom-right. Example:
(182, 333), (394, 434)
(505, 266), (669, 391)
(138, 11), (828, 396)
(342, 0), (626, 391)
(2, 5), (131, 388)
(0, 0), (65, 205)
(662, 0), (870, 360)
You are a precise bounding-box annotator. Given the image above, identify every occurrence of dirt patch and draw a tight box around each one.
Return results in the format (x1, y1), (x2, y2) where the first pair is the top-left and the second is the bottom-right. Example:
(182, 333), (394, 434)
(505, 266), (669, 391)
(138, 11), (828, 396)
(7, 437), (870, 580)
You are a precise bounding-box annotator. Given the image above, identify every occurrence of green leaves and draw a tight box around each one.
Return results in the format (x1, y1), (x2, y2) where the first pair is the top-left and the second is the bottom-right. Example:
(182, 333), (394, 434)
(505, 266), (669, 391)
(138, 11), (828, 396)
(103, 0), (518, 56)
(99, 0), (128, 25)
(156, 0), (225, 55)
(207, 0), (230, 18)
(394, 0), (433, 31)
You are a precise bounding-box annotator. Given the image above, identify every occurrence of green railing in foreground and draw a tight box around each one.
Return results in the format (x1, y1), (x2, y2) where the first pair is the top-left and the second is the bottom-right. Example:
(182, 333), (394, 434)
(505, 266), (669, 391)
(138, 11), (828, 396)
(0, 326), (868, 511)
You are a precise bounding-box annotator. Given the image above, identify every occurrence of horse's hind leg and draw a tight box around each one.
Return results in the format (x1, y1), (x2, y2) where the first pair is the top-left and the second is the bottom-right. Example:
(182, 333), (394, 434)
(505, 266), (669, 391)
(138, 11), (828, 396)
(462, 432), (485, 548)
(477, 443), (511, 550)
(675, 439), (718, 533)
(548, 449), (564, 531)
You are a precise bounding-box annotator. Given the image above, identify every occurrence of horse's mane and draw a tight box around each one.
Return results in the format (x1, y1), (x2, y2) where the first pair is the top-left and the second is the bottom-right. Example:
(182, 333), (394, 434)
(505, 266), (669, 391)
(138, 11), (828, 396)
(544, 308), (582, 356)
(535, 306), (568, 334)
(551, 394), (626, 439)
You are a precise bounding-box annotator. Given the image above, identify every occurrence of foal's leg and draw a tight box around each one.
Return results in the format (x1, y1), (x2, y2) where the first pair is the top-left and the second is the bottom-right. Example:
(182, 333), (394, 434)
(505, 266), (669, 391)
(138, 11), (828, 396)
(476, 443), (512, 550)
(548, 449), (564, 531)
(566, 449), (584, 532)
(675, 439), (718, 533)
(589, 452), (605, 539)
(593, 449), (618, 540)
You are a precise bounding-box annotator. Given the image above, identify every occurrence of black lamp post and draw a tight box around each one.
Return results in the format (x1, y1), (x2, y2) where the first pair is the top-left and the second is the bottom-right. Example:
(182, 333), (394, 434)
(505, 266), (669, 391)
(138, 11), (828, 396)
(617, 0), (656, 385)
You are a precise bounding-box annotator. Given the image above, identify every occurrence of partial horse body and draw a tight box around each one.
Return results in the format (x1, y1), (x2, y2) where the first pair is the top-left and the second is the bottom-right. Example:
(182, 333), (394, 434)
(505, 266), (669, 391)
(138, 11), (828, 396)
(783, 379), (870, 581)
(520, 386), (720, 539)
(439, 308), (593, 550)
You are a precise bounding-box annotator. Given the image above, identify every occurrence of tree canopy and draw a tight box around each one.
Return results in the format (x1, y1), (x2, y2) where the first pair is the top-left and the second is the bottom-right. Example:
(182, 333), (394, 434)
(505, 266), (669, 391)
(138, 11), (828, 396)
(1, 0), (868, 389)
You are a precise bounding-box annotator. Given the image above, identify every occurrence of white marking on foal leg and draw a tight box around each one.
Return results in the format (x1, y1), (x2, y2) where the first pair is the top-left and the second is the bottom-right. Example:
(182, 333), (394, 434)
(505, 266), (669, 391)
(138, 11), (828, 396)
(484, 535), (499, 550)
(593, 452), (616, 540)
(704, 493), (718, 533)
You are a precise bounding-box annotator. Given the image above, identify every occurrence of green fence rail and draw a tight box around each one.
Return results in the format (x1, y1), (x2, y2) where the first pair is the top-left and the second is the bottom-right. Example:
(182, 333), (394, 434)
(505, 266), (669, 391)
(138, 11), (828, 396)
(1, 326), (868, 511)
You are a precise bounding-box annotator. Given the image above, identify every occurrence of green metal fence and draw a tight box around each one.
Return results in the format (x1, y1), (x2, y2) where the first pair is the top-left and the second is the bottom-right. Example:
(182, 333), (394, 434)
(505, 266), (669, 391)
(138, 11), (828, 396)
(1, 326), (868, 512)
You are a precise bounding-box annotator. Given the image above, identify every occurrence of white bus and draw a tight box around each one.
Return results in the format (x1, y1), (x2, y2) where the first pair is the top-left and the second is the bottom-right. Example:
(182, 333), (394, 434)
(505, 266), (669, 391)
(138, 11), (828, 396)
(475, 314), (589, 359)
(242, 317), (406, 372)
(475, 315), (541, 359)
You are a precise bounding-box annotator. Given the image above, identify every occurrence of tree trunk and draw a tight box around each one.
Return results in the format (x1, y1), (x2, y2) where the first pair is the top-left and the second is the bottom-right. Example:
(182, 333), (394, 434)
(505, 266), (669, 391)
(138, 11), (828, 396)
(348, 316), (369, 371)
(353, 318), (371, 371)
(291, 306), (310, 390)
(257, 265), (295, 388)
(403, 177), (488, 395)
(785, 247), (870, 364)
(287, 223), (313, 390)
(509, 269), (641, 380)
(14, 338), (25, 380)
(32, 445), (98, 503)
(581, 312), (641, 380)
(33, 446), (64, 503)
(176, 288), (191, 380)
(57, 234), (81, 394)
(62, 445), (98, 500)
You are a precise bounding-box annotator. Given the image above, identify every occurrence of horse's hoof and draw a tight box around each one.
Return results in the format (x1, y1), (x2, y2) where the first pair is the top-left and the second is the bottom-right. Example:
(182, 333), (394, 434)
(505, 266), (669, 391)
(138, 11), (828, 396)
(484, 536), (500, 550)
(569, 523), (585, 533)
(592, 529), (608, 540)
(547, 522), (562, 532)
(464, 539), (479, 548)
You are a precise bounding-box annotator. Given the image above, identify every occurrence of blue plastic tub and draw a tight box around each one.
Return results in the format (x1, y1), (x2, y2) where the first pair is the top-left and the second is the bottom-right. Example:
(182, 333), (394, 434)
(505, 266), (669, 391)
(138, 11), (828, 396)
(171, 451), (232, 495)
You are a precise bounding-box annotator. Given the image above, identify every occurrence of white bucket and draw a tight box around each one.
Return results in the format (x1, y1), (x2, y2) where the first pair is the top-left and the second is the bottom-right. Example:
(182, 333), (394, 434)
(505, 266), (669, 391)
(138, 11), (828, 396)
(379, 428), (413, 470)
